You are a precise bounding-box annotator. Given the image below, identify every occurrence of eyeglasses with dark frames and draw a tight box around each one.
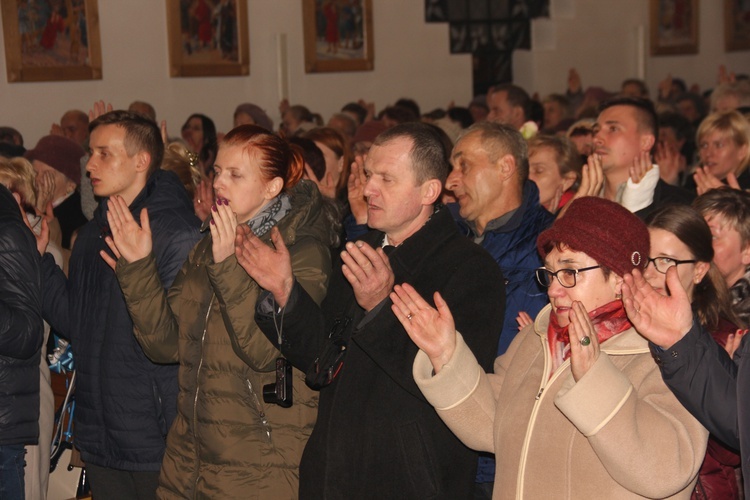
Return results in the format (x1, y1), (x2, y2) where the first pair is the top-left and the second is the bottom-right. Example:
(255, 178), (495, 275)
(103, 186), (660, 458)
(535, 265), (602, 289)
(645, 257), (697, 274)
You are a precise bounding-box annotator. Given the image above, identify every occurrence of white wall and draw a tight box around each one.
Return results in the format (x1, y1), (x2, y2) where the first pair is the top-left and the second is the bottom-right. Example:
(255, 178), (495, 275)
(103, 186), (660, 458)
(3, 0), (749, 149)
(0, 0), (472, 147)
(516, 0), (750, 99)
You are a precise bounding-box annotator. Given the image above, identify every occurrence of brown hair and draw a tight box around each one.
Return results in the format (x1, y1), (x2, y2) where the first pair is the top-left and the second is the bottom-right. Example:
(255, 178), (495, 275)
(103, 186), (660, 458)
(693, 187), (750, 249)
(220, 124), (304, 191)
(89, 110), (164, 176)
(527, 134), (582, 186)
(303, 127), (352, 197)
(646, 204), (744, 330)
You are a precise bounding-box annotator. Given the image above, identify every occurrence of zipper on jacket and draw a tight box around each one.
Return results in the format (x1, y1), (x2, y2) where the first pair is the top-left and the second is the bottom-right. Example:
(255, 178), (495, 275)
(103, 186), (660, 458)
(245, 379), (273, 445)
(192, 295), (213, 498)
(516, 330), (566, 499)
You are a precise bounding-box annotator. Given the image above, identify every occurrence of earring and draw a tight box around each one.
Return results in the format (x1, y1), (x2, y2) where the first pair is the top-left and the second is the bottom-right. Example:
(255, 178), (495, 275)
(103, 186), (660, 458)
(615, 292), (623, 300)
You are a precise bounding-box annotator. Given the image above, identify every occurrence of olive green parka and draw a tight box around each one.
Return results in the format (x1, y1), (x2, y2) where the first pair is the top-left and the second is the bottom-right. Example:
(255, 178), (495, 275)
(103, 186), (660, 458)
(117, 181), (337, 499)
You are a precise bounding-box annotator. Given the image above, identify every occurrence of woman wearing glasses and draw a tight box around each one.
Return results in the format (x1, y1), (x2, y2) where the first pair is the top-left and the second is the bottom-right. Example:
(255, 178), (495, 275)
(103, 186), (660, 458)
(390, 197), (707, 499)
(644, 204), (744, 499)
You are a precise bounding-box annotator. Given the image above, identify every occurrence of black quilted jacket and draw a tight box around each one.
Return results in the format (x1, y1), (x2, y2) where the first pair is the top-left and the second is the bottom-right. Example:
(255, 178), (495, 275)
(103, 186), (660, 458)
(0, 184), (43, 446)
(41, 170), (201, 471)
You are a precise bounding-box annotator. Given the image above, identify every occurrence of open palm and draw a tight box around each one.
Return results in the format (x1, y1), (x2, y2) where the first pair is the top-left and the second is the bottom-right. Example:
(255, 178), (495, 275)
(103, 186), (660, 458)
(106, 195), (153, 264)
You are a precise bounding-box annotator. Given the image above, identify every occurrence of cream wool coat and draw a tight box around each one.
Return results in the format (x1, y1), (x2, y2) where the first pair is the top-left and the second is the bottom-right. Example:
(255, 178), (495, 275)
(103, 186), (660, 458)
(414, 304), (708, 499)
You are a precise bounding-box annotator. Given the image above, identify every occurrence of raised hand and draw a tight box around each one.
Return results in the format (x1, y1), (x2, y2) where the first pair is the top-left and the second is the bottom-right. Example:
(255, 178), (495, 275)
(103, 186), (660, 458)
(558, 153), (603, 218)
(88, 100), (113, 122)
(341, 240), (394, 312)
(347, 155), (368, 224)
(718, 64), (736, 85)
(568, 68), (582, 94)
(568, 301), (600, 381)
(16, 195), (49, 256)
(358, 99), (376, 122)
(622, 267), (693, 349)
(35, 170), (56, 216)
(209, 198), (238, 263)
(654, 141), (684, 185)
(516, 311), (533, 331)
(658, 73), (673, 101)
(305, 164), (337, 199)
(49, 123), (64, 136)
(104, 195), (152, 265)
(390, 283), (457, 373)
(629, 151), (653, 184)
(193, 176), (214, 221)
(725, 329), (746, 359)
(235, 225), (294, 306)
(579, 154), (604, 196)
(694, 166), (727, 195)
(726, 172), (741, 190)
(160, 120), (169, 144)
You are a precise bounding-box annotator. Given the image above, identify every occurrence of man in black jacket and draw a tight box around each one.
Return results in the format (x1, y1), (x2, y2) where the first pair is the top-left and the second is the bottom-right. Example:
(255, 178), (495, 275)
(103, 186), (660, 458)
(0, 184), (43, 499)
(40, 111), (200, 499)
(235, 123), (506, 499)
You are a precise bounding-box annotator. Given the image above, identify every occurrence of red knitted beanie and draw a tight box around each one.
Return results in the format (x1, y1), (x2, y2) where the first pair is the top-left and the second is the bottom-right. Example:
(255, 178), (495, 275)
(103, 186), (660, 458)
(536, 197), (650, 277)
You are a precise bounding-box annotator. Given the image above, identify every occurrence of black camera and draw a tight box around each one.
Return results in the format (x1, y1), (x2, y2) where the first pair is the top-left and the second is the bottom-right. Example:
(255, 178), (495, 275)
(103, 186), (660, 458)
(263, 357), (293, 408)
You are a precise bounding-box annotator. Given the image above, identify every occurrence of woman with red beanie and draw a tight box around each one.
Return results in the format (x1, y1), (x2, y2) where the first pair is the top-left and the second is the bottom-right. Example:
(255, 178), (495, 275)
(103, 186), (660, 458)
(390, 196), (708, 499)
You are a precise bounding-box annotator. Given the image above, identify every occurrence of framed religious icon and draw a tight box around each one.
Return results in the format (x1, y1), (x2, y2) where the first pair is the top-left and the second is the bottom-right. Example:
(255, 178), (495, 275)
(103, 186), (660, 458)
(649, 0), (699, 56)
(303, 0), (374, 73)
(725, 0), (750, 51)
(166, 0), (249, 77)
(1, 0), (103, 82)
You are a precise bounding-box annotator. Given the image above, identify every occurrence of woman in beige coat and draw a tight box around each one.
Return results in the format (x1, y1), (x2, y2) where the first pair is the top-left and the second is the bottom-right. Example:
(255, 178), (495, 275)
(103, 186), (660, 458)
(391, 197), (708, 499)
(103, 125), (336, 499)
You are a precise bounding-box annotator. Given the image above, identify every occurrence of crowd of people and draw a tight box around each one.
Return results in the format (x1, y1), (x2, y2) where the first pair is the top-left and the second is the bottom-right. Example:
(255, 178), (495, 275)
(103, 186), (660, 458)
(2, 64), (750, 499)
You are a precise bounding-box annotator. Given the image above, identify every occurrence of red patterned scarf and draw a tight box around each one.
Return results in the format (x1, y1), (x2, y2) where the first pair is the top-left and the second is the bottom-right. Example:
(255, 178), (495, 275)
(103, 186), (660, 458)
(547, 300), (632, 360)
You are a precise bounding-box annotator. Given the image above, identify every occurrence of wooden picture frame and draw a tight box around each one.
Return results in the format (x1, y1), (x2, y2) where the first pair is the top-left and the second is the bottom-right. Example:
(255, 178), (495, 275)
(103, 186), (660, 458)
(725, 0), (750, 52)
(649, 0), (699, 56)
(166, 0), (249, 77)
(303, 0), (373, 73)
(1, 0), (102, 82)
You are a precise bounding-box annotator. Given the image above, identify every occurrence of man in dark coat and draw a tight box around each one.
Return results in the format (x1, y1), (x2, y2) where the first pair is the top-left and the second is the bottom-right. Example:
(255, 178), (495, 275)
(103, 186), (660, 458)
(0, 184), (44, 498)
(236, 123), (506, 499)
(41, 111), (200, 499)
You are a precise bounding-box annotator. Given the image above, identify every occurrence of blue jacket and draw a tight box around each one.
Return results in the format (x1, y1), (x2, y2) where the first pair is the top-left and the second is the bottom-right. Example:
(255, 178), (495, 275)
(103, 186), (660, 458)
(41, 170), (201, 471)
(450, 180), (553, 357)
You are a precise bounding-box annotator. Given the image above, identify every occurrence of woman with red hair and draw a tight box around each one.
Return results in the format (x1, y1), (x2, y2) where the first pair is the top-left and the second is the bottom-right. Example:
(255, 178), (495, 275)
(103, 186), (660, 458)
(104, 125), (338, 498)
